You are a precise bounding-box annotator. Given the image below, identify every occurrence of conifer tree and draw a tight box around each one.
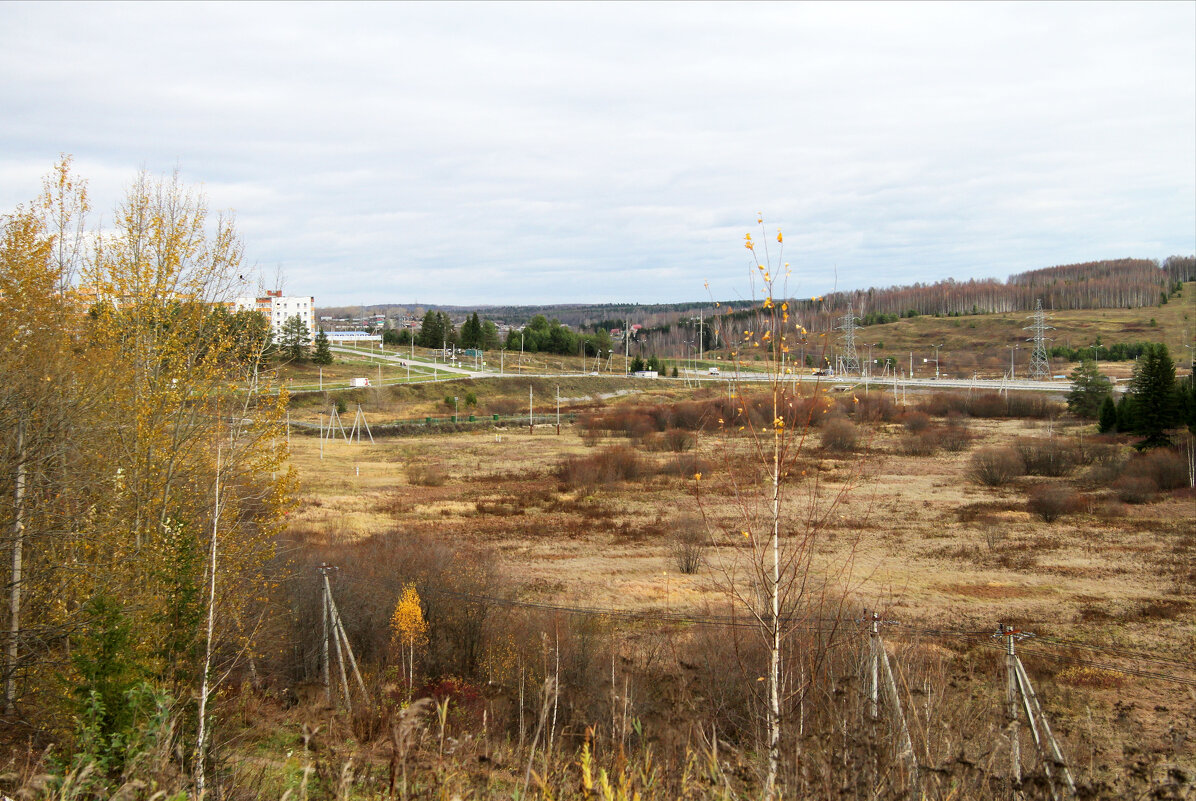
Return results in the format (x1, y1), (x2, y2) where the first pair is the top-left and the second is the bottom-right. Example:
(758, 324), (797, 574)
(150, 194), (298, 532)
(1127, 343), (1178, 447)
(1066, 359), (1112, 418)
(312, 327), (333, 365)
(1098, 394), (1118, 433)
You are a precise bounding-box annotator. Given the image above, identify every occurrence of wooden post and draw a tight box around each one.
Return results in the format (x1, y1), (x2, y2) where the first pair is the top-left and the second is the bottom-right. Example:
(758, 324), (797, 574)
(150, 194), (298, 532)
(327, 576), (352, 713)
(878, 636), (919, 801)
(869, 613), (879, 721)
(1004, 627), (1022, 787)
(1015, 658), (1076, 797)
(327, 582), (368, 699)
(321, 568), (331, 705)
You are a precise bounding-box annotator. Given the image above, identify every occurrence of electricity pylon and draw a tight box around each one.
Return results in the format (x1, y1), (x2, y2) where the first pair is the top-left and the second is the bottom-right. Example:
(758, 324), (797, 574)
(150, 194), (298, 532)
(1025, 299), (1053, 380)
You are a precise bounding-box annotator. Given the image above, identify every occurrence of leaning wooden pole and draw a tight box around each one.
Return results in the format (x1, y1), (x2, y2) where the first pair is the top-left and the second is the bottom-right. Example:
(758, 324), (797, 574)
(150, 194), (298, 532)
(878, 637), (919, 801)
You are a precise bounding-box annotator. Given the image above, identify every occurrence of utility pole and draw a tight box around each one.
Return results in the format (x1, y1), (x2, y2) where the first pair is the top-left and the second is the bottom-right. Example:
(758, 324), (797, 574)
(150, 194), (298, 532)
(556, 386), (560, 434)
(320, 564), (331, 705)
(996, 624), (1075, 799)
(529, 385), (534, 433)
(1000, 624), (1022, 788)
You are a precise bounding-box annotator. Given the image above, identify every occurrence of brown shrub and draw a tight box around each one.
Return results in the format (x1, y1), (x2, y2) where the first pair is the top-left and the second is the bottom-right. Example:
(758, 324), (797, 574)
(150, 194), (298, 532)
(969, 447), (1025, 486)
(1138, 448), (1189, 491)
(855, 394), (898, 423)
(407, 462), (448, 486)
(1015, 438), (1080, 477)
(1027, 484), (1084, 522)
(903, 411), (931, 433)
(820, 417), (858, 452)
(967, 392), (1008, 418)
(663, 427), (697, 452)
(899, 429), (939, 456)
(556, 445), (646, 488)
(1005, 392), (1062, 419)
(669, 514), (707, 574)
(485, 397), (521, 416)
(1113, 474), (1157, 504)
(940, 418), (974, 452)
(916, 392), (969, 417)
(659, 453), (713, 478)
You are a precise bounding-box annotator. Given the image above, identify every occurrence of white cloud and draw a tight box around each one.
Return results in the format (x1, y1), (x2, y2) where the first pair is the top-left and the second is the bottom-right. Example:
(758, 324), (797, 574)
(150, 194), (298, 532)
(1, 1), (1192, 305)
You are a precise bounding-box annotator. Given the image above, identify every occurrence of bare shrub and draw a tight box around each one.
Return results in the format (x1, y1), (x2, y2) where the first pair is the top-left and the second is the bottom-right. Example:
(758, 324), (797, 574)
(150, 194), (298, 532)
(902, 411), (931, 433)
(1015, 438), (1080, 477)
(967, 392), (1007, 418)
(407, 462), (448, 487)
(1139, 448), (1188, 491)
(855, 394), (898, 423)
(486, 397), (521, 416)
(917, 392), (969, 417)
(1027, 484), (1083, 522)
(898, 429), (939, 456)
(940, 417), (974, 452)
(663, 427), (697, 452)
(556, 445), (646, 488)
(659, 453), (712, 478)
(669, 515), (706, 574)
(1113, 474), (1157, 504)
(1005, 392), (1062, 419)
(969, 447), (1025, 486)
(820, 417), (857, 452)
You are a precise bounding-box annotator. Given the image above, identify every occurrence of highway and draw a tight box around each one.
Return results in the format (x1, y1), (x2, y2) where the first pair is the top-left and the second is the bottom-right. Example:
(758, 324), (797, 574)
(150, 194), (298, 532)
(320, 345), (1101, 397)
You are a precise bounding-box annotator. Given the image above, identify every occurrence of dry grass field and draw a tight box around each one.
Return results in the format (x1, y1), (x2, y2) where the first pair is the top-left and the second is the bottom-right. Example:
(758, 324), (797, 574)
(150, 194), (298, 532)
(280, 380), (1195, 794)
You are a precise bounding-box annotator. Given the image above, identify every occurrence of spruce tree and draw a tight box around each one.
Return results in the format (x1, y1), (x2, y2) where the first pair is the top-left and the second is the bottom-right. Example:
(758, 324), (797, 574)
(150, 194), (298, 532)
(1098, 394), (1117, 433)
(1127, 343), (1178, 447)
(1066, 359), (1112, 418)
(312, 327), (333, 365)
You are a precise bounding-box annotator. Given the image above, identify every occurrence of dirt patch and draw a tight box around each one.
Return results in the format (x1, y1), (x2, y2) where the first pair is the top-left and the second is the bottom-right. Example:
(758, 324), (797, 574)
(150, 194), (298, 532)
(937, 582), (1050, 599)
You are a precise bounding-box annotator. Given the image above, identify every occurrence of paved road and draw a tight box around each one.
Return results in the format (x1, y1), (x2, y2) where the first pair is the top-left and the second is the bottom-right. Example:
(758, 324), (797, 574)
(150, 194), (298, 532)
(327, 346), (1100, 396)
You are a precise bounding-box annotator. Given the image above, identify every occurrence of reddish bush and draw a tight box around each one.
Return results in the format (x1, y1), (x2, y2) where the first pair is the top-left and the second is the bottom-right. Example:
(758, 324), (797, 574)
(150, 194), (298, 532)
(1015, 438), (1080, 477)
(940, 416), (974, 452)
(1138, 448), (1189, 491)
(970, 447), (1025, 486)
(899, 429), (939, 456)
(903, 411), (931, 433)
(1005, 392), (1062, 419)
(820, 417), (858, 452)
(1027, 484), (1084, 522)
(855, 394), (898, 423)
(1113, 474), (1157, 504)
(556, 445), (646, 488)
(967, 393), (1008, 418)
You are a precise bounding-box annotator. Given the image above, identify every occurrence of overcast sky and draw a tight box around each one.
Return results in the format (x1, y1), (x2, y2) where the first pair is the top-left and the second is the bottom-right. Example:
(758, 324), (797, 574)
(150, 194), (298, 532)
(2, 2), (1193, 307)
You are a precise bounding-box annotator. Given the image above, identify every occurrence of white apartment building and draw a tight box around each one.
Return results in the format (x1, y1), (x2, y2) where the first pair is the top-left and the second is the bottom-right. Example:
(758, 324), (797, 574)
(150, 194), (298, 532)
(232, 290), (316, 339)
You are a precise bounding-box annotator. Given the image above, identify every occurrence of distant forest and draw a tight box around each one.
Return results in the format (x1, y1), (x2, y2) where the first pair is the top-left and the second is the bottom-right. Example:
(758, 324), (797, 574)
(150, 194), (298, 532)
(322, 255), (1195, 335)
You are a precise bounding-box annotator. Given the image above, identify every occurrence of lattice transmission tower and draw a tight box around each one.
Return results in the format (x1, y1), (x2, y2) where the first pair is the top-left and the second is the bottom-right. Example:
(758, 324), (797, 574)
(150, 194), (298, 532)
(1025, 299), (1053, 380)
(837, 303), (861, 375)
